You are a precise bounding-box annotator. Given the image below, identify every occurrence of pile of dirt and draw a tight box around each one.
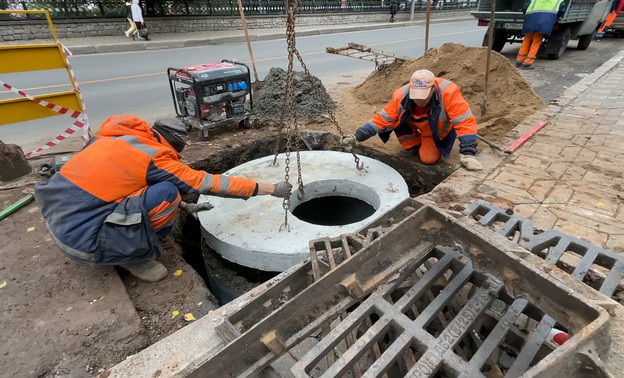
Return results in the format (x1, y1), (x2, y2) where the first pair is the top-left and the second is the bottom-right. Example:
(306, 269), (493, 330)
(252, 67), (336, 119)
(353, 43), (546, 139)
(0, 140), (32, 182)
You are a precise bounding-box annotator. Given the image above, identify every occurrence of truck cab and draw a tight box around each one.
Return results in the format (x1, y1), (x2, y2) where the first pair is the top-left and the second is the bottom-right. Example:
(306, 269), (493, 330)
(472, 0), (613, 59)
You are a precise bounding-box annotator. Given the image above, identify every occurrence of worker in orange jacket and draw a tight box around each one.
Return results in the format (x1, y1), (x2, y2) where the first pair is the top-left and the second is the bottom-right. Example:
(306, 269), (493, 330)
(35, 115), (292, 282)
(342, 69), (482, 171)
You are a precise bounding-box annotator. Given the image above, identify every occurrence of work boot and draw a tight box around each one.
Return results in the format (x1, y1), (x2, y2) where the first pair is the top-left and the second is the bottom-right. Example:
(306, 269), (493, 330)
(397, 146), (418, 157)
(520, 63), (534, 70)
(119, 260), (167, 282)
(515, 61), (522, 67)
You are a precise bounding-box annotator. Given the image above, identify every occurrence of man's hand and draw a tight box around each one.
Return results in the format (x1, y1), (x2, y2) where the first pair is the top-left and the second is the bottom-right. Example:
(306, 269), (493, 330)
(459, 154), (483, 171)
(272, 182), (292, 198)
(184, 202), (214, 219)
(341, 134), (357, 147)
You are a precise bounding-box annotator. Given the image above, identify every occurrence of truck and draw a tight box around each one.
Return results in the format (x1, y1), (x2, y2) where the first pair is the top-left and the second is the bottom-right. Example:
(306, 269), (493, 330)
(471, 0), (613, 59)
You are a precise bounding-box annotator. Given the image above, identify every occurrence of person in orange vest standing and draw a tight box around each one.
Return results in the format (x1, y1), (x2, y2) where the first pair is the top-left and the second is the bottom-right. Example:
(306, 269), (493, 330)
(35, 116), (292, 282)
(595, 0), (624, 39)
(516, 0), (567, 69)
(341, 69), (483, 171)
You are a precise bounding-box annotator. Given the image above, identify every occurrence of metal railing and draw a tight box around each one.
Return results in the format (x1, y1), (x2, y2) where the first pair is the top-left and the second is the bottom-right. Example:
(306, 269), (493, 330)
(0, 0), (476, 19)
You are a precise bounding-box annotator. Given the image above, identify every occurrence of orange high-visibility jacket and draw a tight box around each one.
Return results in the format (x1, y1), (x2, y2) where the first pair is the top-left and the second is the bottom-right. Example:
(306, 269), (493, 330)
(35, 115), (258, 265)
(355, 78), (478, 158)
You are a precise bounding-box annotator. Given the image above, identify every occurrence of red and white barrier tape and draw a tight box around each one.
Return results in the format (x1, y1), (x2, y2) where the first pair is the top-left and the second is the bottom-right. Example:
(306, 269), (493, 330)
(1, 43), (91, 157)
(1, 80), (87, 156)
(60, 43), (91, 142)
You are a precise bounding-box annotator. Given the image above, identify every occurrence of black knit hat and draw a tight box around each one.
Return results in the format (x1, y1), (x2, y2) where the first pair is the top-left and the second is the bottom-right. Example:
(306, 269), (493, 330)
(153, 118), (187, 153)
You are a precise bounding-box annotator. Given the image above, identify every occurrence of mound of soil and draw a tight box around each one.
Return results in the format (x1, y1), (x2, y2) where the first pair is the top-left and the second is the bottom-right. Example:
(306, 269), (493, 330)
(253, 67), (336, 119)
(353, 43), (546, 139)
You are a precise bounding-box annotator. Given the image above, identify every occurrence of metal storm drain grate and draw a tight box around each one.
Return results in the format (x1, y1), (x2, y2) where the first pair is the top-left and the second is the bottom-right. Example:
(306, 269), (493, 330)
(467, 201), (624, 298)
(294, 246), (568, 377)
(187, 199), (610, 377)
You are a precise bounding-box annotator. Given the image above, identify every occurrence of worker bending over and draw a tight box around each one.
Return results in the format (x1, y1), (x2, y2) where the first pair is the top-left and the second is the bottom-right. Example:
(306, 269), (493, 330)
(35, 115), (291, 282)
(516, 0), (567, 69)
(342, 69), (482, 171)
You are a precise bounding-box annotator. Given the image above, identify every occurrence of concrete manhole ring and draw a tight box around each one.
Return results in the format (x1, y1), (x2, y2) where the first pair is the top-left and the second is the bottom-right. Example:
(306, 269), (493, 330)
(199, 150), (409, 271)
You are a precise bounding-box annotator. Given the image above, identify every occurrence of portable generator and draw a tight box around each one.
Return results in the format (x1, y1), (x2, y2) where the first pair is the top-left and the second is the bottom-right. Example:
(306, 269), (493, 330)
(167, 59), (253, 140)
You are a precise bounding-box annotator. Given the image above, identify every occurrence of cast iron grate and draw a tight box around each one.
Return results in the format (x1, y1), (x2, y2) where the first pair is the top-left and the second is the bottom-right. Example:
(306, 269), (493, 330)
(187, 200), (609, 377)
(293, 246), (565, 377)
(467, 201), (624, 297)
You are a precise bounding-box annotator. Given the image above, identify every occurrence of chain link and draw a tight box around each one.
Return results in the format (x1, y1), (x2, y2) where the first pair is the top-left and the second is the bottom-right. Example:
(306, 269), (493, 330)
(278, 0), (365, 230)
(278, 0), (298, 232)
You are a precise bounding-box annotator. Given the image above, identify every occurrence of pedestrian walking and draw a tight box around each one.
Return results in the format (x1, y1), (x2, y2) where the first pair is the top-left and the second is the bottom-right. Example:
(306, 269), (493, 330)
(341, 69), (482, 171)
(123, 0), (137, 40)
(34, 115), (292, 282)
(515, 0), (567, 69)
(131, 0), (150, 41)
(390, 0), (398, 22)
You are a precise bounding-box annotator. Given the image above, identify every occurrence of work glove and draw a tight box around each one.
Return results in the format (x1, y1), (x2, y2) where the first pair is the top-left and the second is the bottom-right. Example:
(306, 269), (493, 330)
(341, 134), (358, 147)
(184, 202), (214, 219)
(272, 182), (293, 198)
(459, 154), (483, 171)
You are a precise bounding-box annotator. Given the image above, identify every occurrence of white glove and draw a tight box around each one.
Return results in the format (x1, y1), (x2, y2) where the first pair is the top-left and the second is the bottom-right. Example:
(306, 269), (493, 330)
(272, 182), (293, 198)
(341, 134), (357, 147)
(459, 154), (483, 171)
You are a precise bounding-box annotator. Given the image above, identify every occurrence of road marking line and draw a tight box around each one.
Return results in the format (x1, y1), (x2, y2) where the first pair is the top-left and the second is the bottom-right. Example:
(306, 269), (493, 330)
(0, 29), (482, 94)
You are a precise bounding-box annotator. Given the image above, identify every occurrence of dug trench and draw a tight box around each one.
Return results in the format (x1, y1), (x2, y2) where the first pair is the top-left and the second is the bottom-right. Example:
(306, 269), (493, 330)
(113, 42), (547, 364)
(170, 126), (454, 306)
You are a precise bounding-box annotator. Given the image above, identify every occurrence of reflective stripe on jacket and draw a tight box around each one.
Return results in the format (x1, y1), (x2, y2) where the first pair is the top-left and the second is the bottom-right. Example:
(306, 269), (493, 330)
(355, 78), (477, 158)
(522, 0), (566, 36)
(35, 115), (258, 265)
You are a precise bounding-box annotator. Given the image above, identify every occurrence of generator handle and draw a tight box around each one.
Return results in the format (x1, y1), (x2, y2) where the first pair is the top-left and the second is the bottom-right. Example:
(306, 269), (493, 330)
(167, 67), (199, 118)
(222, 59), (253, 111)
(167, 67), (182, 117)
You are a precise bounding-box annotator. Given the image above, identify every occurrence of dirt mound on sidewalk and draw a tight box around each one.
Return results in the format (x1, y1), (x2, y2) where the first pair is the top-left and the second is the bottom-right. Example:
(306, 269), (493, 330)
(353, 43), (545, 138)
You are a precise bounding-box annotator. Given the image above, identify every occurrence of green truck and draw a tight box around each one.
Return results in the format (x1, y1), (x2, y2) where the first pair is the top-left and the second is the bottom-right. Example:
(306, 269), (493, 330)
(471, 0), (613, 59)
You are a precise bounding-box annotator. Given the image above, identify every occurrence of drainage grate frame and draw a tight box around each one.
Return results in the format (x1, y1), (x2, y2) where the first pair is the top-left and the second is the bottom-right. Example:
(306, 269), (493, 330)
(186, 199), (611, 377)
(467, 201), (624, 298)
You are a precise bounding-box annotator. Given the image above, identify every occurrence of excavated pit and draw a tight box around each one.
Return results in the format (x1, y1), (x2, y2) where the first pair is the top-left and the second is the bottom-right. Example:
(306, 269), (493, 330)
(174, 130), (455, 305)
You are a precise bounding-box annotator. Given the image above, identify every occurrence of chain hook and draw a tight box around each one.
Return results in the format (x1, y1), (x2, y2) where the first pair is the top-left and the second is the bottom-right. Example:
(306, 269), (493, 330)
(354, 156), (365, 170)
(279, 210), (291, 232)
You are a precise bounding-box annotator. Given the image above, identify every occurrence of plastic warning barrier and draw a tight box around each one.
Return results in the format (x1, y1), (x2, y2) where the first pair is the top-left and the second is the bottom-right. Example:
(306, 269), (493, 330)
(0, 10), (90, 155)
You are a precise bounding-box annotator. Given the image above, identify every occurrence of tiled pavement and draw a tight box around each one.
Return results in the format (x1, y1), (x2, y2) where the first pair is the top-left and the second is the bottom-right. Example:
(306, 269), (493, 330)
(423, 49), (624, 254)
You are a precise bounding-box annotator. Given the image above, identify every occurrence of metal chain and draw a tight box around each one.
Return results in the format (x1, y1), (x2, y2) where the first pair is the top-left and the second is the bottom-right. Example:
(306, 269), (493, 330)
(292, 49), (364, 170)
(278, 0), (298, 232)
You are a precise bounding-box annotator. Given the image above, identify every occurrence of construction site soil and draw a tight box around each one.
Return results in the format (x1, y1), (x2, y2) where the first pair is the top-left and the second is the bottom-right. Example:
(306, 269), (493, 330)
(0, 43), (546, 377)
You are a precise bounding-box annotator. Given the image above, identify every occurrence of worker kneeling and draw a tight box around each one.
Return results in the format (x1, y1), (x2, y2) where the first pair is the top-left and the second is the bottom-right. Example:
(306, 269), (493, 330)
(35, 115), (292, 282)
(342, 69), (482, 171)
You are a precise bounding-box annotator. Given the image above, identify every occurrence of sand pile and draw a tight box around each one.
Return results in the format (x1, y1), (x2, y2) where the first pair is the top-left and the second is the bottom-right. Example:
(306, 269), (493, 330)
(252, 67), (336, 119)
(353, 43), (546, 138)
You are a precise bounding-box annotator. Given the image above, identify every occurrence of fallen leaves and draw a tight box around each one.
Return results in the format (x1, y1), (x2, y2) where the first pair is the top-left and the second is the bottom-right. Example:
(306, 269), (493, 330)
(183, 313), (196, 322)
(0, 280), (6, 289)
(171, 310), (180, 319)
(173, 270), (182, 277)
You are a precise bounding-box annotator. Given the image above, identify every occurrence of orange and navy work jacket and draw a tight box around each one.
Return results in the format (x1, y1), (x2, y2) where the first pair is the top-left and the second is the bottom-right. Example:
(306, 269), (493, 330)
(354, 78), (478, 158)
(34, 115), (258, 265)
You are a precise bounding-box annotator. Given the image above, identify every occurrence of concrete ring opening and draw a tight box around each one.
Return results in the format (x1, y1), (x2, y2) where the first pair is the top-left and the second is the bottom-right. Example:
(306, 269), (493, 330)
(198, 150), (410, 272)
(289, 179), (380, 226)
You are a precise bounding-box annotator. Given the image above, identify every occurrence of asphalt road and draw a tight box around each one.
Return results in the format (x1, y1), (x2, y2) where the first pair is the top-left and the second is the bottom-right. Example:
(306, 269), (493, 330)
(1, 20), (623, 153)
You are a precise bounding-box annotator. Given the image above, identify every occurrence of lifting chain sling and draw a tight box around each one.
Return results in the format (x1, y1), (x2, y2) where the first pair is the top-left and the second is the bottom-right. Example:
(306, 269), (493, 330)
(275, 0), (365, 232)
